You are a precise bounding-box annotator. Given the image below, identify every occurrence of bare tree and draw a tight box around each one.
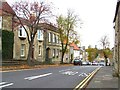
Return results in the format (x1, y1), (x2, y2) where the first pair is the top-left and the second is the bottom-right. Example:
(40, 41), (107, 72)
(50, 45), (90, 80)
(12, 1), (52, 65)
(100, 35), (110, 49)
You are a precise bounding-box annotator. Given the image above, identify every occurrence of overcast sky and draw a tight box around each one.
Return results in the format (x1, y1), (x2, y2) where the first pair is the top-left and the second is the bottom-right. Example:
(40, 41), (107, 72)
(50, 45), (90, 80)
(7, 0), (117, 49)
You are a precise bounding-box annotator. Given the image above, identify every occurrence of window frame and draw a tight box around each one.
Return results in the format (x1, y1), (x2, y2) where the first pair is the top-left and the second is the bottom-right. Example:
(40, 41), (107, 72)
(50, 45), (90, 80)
(53, 33), (55, 43)
(20, 44), (25, 57)
(37, 30), (43, 41)
(48, 32), (51, 42)
(18, 26), (27, 38)
(56, 35), (59, 44)
(38, 45), (42, 56)
(56, 49), (59, 58)
(53, 49), (56, 58)
(0, 16), (2, 29)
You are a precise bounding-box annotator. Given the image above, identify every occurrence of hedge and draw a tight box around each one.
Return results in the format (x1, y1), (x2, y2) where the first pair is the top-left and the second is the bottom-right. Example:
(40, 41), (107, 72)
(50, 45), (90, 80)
(2, 30), (14, 60)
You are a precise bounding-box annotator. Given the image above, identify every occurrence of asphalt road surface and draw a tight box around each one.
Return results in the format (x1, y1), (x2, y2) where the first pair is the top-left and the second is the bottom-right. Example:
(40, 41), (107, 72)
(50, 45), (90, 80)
(1, 65), (100, 89)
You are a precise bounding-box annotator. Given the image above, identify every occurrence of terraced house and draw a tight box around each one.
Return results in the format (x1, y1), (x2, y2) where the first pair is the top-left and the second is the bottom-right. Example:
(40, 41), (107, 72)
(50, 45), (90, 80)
(41, 23), (61, 63)
(1, 1), (62, 64)
(113, 0), (120, 77)
(13, 22), (44, 62)
(13, 22), (61, 63)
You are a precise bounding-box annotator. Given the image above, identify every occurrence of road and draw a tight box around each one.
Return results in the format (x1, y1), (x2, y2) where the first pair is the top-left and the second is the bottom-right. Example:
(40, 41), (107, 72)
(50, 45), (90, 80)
(1, 65), (100, 89)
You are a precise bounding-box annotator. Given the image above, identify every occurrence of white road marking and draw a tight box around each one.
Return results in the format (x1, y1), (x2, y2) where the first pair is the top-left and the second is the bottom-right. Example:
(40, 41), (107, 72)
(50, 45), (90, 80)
(59, 69), (71, 72)
(0, 82), (13, 88)
(61, 71), (78, 75)
(0, 82), (7, 85)
(24, 73), (52, 80)
(79, 73), (88, 77)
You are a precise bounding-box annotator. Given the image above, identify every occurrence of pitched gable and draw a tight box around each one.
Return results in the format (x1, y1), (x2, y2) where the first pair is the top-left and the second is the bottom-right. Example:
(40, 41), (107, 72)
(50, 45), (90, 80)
(0, 1), (15, 15)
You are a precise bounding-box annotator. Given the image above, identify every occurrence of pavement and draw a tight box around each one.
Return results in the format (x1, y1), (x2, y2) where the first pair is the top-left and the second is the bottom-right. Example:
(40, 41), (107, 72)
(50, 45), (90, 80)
(1, 64), (73, 72)
(86, 66), (119, 90)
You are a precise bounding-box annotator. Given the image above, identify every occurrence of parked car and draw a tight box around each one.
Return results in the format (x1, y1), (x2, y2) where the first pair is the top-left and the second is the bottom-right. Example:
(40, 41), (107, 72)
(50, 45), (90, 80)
(82, 61), (89, 65)
(88, 62), (92, 65)
(92, 61), (98, 65)
(73, 59), (82, 65)
(99, 60), (105, 66)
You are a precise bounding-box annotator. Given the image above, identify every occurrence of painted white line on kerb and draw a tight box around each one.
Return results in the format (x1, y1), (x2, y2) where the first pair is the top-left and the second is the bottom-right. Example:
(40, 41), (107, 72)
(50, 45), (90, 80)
(0, 83), (13, 88)
(24, 73), (52, 80)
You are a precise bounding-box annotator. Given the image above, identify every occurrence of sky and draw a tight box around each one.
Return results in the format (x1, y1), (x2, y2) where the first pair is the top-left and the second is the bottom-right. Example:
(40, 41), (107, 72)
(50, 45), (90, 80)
(6, 0), (117, 49)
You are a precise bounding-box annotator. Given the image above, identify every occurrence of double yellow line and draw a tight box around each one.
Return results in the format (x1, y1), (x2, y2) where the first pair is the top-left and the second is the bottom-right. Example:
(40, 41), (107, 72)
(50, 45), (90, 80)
(73, 67), (101, 90)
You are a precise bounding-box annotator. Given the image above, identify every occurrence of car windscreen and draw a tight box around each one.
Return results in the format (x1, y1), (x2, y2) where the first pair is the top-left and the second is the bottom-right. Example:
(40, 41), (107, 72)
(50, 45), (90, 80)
(74, 59), (79, 61)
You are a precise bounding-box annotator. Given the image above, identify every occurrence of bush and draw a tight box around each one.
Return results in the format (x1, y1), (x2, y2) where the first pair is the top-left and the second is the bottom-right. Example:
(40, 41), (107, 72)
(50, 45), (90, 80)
(2, 30), (14, 60)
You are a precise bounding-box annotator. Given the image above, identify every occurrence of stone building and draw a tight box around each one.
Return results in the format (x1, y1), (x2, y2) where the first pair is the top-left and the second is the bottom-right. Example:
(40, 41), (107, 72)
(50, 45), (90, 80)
(13, 23), (44, 62)
(113, 0), (120, 77)
(41, 23), (61, 63)
(13, 23), (61, 63)
(0, 1), (15, 31)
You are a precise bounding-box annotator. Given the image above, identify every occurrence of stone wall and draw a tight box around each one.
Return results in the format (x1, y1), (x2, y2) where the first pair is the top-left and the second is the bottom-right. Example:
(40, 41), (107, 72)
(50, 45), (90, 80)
(2, 15), (13, 31)
(113, 1), (120, 77)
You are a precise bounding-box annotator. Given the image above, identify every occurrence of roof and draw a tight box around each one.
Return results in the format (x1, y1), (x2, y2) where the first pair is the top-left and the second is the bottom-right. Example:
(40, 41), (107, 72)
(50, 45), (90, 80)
(0, 1), (15, 15)
(39, 23), (58, 32)
(70, 42), (80, 50)
(113, 0), (120, 22)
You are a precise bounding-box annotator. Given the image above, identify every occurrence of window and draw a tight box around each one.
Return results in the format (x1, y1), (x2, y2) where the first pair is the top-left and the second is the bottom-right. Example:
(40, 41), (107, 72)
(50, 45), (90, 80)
(0, 16), (2, 29)
(38, 45), (42, 56)
(59, 39), (61, 44)
(53, 33), (55, 43)
(53, 49), (56, 58)
(54, 34), (57, 43)
(48, 32), (51, 42)
(21, 44), (25, 57)
(37, 30), (43, 41)
(56, 49), (59, 58)
(18, 26), (27, 38)
(56, 35), (59, 43)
